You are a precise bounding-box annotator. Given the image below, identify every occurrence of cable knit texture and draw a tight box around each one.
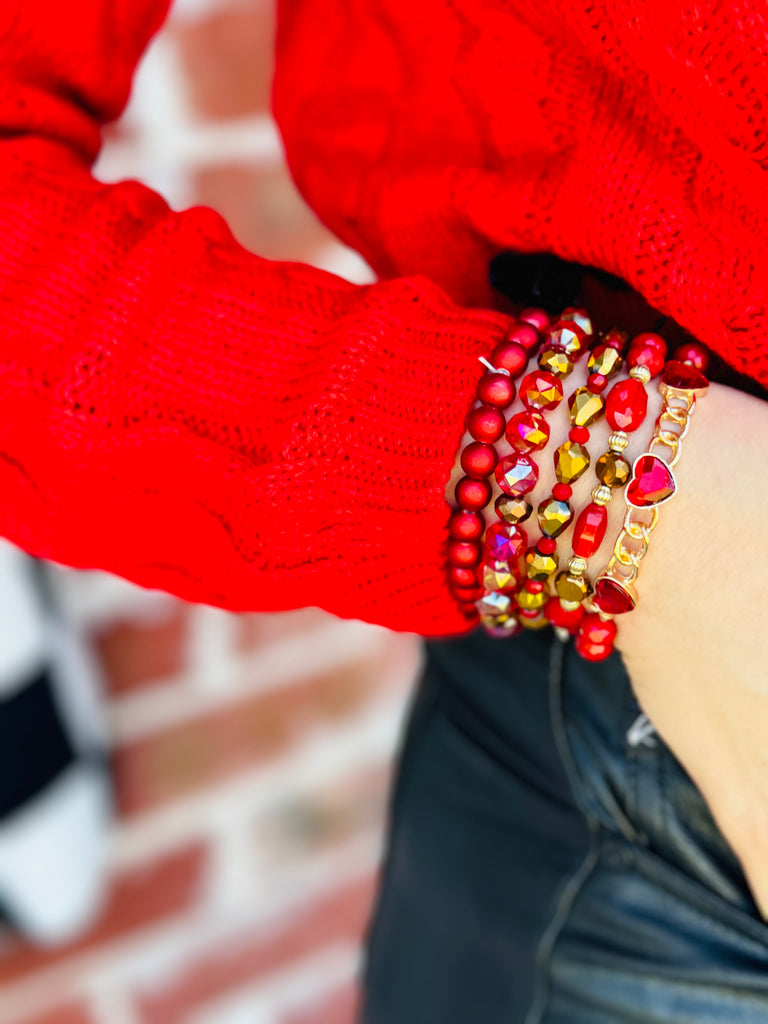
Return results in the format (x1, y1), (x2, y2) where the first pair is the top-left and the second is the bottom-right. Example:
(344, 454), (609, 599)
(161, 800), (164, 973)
(0, 0), (765, 635)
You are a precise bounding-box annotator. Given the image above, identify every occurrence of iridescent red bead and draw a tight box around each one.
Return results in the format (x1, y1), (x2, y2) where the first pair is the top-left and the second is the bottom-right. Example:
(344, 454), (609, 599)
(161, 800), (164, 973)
(495, 452), (539, 496)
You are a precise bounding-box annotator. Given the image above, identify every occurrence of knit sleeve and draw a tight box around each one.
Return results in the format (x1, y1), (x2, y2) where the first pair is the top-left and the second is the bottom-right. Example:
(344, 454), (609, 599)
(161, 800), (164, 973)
(0, 0), (509, 635)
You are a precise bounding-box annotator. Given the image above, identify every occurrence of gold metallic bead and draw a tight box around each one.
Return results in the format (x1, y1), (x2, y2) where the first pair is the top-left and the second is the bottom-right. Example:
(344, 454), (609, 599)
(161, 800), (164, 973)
(483, 562), (518, 593)
(629, 365), (651, 384)
(568, 386), (605, 427)
(476, 591), (513, 618)
(568, 555), (588, 576)
(495, 496), (533, 524)
(561, 309), (594, 336)
(516, 588), (547, 610)
(587, 345), (623, 379)
(591, 484), (612, 505)
(526, 549), (558, 582)
(608, 431), (629, 452)
(538, 348), (573, 378)
(595, 451), (631, 488)
(555, 441), (590, 484)
(555, 570), (592, 604)
(537, 496), (573, 538)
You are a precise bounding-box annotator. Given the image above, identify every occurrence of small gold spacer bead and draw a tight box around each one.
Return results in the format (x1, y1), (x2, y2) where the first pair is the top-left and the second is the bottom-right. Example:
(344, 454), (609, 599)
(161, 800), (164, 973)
(568, 555), (588, 576)
(591, 484), (612, 506)
(608, 431), (629, 453)
(629, 365), (651, 384)
(559, 599), (583, 612)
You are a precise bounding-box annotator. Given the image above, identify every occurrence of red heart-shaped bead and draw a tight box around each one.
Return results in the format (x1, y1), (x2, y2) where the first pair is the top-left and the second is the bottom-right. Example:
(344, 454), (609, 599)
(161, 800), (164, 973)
(625, 454), (676, 508)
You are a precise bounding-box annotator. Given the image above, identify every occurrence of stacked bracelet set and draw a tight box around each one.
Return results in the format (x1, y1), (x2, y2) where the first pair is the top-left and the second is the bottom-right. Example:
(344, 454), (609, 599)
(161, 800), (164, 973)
(447, 306), (710, 661)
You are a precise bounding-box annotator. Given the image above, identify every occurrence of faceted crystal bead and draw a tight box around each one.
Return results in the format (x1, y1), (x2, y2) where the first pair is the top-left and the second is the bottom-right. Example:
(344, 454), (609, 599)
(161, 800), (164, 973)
(506, 411), (549, 453)
(605, 378), (648, 432)
(526, 548), (558, 581)
(476, 591), (513, 618)
(568, 387), (605, 427)
(587, 344), (623, 379)
(555, 570), (591, 604)
(495, 452), (539, 496)
(516, 587), (547, 610)
(538, 348), (573, 378)
(482, 561), (518, 593)
(572, 502), (608, 557)
(548, 322), (588, 357)
(537, 496), (573, 538)
(593, 576), (637, 615)
(495, 495), (532, 524)
(520, 370), (563, 411)
(482, 615), (523, 638)
(625, 454), (676, 508)
(554, 441), (590, 484)
(595, 451), (630, 488)
(485, 522), (527, 564)
(560, 308), (593, 337)
(660, 360), (709, 392)
(602, 328), (628, 351)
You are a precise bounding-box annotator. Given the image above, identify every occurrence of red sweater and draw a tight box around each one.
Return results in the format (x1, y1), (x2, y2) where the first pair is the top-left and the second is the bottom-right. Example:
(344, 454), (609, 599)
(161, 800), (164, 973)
(0, 1), (764, 635)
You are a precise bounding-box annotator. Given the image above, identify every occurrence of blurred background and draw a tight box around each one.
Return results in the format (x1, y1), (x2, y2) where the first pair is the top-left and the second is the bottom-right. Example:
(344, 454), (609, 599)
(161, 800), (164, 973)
(0, 1), (421, 1021)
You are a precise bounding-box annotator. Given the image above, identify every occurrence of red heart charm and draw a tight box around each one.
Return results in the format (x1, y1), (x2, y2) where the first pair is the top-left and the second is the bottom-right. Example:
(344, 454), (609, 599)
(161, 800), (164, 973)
(625, 454), (676, 509)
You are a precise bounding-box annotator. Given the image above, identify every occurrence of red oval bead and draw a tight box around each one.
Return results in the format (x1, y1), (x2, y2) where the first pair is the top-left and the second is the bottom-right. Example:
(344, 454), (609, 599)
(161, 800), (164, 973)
(627, 342), (665, 378)
(447, 540), (482, 568)
(505, 321), (540, 352)
(580, 613), (618, 646)
(491, 340), (528, 378)
(452, 585), (484, 603)
(544, 597), (585, 631)
(454, 476), (492, 511)
(466, 404), (505, 443)
(506, 411), (550, 453)
(519, 307), (551, 333)
(572, 502), (608, 558)
(672, 340), (709, 372)
(605, 378), (648, 432)
(587, 372), (608, 394)
(449, 565), (479, 588)
(449, 510), (485, 542)
(477, 372), (515, 408)
(552, 482), (572, 501)
(631, 332), (667, 356)
(575, 637), (614, 662)
(568, 425), (590, 444)
(537, 537), (558, 555)
(461, 441), (498, 479)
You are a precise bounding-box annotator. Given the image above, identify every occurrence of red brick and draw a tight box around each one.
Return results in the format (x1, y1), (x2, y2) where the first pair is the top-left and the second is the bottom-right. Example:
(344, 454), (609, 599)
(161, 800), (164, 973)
(190, 162), (336, 262)
(90, 606), (189, 694)
(174, 2), (275, 119)
(0, 845), (206, 988)
(136, 874), (376, 1024)
(113, 645), (411, 816)
(282, 984), (359, 1024)
(18, 1005), (96, 1024)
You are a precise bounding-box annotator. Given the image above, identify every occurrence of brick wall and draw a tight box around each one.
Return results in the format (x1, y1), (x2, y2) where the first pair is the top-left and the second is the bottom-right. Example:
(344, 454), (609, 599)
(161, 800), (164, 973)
(0, 2), (420, 1021)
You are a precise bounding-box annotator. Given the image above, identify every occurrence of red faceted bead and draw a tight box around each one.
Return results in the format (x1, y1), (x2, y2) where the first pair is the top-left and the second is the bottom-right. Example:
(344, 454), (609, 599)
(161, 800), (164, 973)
(505, 321), (540, 352)
(491, 340), (528, 378)
(537, 537), (558, 555)
(587, 372), (607, 394)
(477, 372), (515, 408)
(625, 454), (676, 508)
(661, 360), (709, 391)
(569, 425), (590, 444)
(454, 476), (492, 511)
(506, 411), (550, 453)
(449, 510), (485, 542)
(593, 577), (636, 615)
(466, 404), (505, 443)
(672, 340), (710, 373)
(552, 482), (572, 501)
(627, 342), (665, 378)
(544, 597), (585, 631)
(520, 370), (563, 411)
(631, 332), (667, 355)
(495, 452), (539, 496)
(580, 613), (618, 646)
(519, 307), (551, 333)
(452, 585), (484, 603)
(575, 637), (614, 662)
(485, 522), (528, 564)
(605, 377), (648, 432)
(603, 328), (628, 351)
(447, 540), (482, 568)
(525, 579), (546, 594)
(572, 502), (608, 558)
(449, 565), (479, 588)
(461, 441), (498, 479)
